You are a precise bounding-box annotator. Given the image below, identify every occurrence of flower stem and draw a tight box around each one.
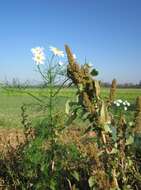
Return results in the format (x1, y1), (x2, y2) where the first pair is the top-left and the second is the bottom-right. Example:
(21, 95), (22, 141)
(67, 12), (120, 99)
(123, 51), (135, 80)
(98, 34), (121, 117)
(52, 78), (69, 97)
(37, 65), (48, 82)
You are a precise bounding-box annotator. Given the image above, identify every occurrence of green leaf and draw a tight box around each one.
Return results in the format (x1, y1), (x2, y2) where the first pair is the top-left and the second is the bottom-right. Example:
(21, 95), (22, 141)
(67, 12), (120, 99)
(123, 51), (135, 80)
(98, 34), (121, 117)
(71, 171), (80, 182)
(103, 124), (112, 133)
(109, 148), (118, 154)
(94, 80), (100, 97)
(81, 111), (90, 121)
(90, 69), (99, 76)
(65, 112), (77, 125)
(97, 150), (104, 157)
(88, 176), (96, 188)
(126, 135), (134, 145)
(111, 126), (117, 141)
(50, 179), (56, 190)
(128, 159), (133, 167)
(65, 100), (70, 115)
(76, 95), (79, 102)
(78, 84), (83, 92)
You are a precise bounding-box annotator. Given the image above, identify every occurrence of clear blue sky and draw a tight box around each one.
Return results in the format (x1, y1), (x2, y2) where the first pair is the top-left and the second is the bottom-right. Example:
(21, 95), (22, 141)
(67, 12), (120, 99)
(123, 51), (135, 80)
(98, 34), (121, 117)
(0, 0), (141, 84)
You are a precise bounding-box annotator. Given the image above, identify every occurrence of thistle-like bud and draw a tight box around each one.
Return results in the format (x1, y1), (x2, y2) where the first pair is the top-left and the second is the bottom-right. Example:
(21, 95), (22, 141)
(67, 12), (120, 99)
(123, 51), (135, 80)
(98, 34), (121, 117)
(109, 79), (117, 101)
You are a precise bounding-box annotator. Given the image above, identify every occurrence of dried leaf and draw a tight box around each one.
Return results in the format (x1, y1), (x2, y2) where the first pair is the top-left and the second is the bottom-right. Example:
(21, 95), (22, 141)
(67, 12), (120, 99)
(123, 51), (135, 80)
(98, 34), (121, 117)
(99, 101), (109, 125)
(94, 80), (100, 97)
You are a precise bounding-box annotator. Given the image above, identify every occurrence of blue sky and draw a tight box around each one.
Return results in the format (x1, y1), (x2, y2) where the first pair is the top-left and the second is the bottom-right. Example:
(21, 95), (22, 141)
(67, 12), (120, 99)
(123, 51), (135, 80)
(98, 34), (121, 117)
(0, 0), (141, 84)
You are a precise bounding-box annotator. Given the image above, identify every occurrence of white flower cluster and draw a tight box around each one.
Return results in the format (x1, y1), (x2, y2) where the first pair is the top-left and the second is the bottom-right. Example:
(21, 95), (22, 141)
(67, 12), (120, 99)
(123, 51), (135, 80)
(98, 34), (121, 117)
(49, 46), (64, 57)
(113, 99), (130, 111)
(31, 47), (46, 65)
(31, 46), (77, 66)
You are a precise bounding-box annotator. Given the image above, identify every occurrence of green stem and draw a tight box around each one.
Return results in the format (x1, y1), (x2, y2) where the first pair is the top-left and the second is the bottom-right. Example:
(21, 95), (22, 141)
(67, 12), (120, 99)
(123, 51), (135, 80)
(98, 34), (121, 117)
(37, 65), (48, 82)
(48, 55), (54, 126)
(48, 55), (57, 151)
(48, 55), (56, 171)
(52, 78), (69, 97)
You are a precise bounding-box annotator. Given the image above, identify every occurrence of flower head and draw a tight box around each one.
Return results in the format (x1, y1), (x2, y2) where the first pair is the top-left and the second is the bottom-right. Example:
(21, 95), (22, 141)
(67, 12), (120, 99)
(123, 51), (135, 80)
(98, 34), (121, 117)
(116, 102), (120, 107)
(73, 54), (77, 59)
(123, 100), (130, 106)
(124, 106), (127, 111)
(58, 61), (64, 66)
(31, 47), (44, 55)
(50, 46), (64, 57)
(113, 99), (130, 112)
(127, 102), (130, 106)
(31, 47), (45, 65)
(117, 99), (122, 103)
(88, 62), (93, 67)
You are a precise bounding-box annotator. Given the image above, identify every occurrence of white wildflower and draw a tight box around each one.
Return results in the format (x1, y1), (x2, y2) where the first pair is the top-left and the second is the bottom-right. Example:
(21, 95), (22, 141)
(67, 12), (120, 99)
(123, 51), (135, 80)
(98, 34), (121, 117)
(113, 101), (117, 104)
(58, 61), (64, 66)
(118, 99), (122, 103)
(88, 62), (93, 67)
(50, 46), (64, 57)
(107, 120), (111, 124)
(129, 122), (133, 126)
(31, 47), (45, 65)
(127, 102), (130, 106)
(124, 106), (127, 111)
(73, 54), (77, 59)
(116, 102), (120, 107)
(31, 47), (44, 55)
(123, 100), (130, 106)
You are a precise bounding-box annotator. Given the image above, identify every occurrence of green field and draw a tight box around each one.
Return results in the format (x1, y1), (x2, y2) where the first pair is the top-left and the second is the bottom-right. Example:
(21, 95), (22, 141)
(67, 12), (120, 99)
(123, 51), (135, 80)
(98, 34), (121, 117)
(0, 87), (141, 128)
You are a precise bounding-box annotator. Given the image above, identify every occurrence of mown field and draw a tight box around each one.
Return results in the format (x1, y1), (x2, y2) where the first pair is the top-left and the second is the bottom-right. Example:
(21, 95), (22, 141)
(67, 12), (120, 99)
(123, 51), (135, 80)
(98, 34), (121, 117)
(0, 87), (141, 129)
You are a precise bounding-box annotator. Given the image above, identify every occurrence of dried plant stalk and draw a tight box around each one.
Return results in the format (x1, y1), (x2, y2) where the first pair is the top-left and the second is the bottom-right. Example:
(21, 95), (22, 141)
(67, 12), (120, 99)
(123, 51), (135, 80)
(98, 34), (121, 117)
(65, 45), (97, 114)
(109, 79), (117, 101)
(135, 96), (141, 133)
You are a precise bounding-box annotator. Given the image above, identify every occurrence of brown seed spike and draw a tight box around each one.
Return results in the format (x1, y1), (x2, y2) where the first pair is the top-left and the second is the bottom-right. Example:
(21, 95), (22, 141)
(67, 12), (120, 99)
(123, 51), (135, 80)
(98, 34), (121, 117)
(136, 96), (141, 112)
(135, 96), (141, 134)
(65, 45), (75, 65)
(109, 79), (117, 102)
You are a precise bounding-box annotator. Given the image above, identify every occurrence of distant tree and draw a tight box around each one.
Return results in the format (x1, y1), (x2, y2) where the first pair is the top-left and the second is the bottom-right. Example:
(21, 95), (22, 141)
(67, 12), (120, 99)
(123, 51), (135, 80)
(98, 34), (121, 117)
(12, 78), (20, 88)
(139, 80), (141, 87)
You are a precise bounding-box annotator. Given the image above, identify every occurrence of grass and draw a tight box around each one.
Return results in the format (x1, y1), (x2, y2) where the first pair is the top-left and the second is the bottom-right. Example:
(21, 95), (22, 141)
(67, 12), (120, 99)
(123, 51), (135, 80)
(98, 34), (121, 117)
(0, 87), (141, 128)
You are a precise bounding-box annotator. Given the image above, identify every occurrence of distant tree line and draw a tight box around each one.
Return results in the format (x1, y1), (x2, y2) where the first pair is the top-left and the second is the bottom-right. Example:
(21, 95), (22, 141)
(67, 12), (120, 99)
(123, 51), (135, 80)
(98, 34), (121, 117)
(101, 80), (141, 88)
(2, 77), (141, 89)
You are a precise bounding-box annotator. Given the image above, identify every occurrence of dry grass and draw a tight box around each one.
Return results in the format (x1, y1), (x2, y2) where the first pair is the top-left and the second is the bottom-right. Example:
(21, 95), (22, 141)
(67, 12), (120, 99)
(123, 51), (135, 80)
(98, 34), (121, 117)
(0, 129), (25, 154)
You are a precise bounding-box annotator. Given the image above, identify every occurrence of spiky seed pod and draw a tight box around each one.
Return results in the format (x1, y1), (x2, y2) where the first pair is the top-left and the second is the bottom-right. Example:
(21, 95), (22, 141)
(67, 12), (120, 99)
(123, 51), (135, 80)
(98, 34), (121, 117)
(65, 45), (75, 65)
(134, 96), (141, 133)
(65, 44), (105, 125)
(109, 79), (117, 101)
(118, 114), (126, 137)
(82, 92), (95, 113)
(65, 45), (84, 85)
(136, 96), (141, 112)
